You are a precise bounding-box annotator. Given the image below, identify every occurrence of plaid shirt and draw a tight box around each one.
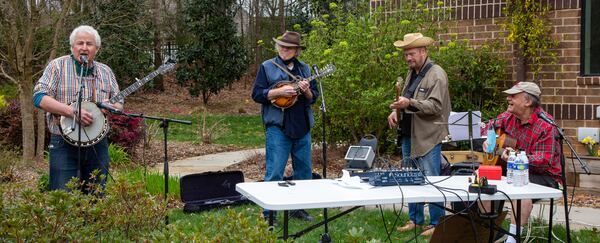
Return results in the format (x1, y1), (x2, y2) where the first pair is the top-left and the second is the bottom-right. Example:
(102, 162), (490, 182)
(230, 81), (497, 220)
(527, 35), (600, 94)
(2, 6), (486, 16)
(484, 107), (562, 184)
(33, 55), (119, 135)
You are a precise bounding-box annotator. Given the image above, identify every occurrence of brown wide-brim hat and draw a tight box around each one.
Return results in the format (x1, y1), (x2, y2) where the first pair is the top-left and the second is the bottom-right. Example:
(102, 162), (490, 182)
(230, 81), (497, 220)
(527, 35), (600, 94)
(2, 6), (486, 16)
(273, 31), (306, 49)
(393, 33), (435, 49)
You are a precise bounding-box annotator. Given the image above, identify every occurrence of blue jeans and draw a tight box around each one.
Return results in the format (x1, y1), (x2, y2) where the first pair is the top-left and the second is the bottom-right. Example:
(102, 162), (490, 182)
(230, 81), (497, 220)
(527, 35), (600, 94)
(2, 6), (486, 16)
(263, 125), (312, 217)
(401, 136), (445, 226)
(48, 135), (109, 192)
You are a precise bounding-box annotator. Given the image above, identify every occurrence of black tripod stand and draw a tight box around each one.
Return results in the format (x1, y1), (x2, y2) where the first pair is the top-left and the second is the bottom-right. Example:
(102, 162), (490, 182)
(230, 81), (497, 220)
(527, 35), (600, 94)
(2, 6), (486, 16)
(540, 116), (591, 243)
(111, 110), (191, 225)
(312, 64), (332, 243)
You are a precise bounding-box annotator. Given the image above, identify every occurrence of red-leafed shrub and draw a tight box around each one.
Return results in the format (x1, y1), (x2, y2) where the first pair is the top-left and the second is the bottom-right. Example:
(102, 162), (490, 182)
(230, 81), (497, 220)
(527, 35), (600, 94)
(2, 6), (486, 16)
(0, 99), (50, 149)
(0, 99), (22, 147)
(107, 112), (144, 154)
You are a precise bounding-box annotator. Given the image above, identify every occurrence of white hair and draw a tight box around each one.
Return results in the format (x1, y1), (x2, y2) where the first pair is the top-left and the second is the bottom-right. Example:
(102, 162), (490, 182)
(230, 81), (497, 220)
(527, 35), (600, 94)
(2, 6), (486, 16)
(69, 25), (101, 47)
(275, 43), (301, 57)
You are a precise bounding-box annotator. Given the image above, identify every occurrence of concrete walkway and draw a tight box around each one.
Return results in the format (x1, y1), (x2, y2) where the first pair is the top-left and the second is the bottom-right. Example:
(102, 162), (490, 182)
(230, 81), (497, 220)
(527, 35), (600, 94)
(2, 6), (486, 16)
(151, 148), (264, 177)
(156, 148), (599, 230)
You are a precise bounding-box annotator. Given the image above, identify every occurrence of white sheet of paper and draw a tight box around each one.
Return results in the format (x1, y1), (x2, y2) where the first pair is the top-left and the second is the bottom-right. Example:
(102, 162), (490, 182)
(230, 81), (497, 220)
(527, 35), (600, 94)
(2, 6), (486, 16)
(448, 111), (482, 141)
(333, 170), (374, 190)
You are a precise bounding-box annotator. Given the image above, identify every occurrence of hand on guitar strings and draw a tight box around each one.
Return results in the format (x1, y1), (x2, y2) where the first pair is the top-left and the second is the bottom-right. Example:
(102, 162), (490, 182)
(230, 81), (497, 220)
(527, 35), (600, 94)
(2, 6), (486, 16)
(297, 79), (310, 94)
(71, 106), (93, 126)
(389, 97), (410, 110)
(387, 111), (398, 128)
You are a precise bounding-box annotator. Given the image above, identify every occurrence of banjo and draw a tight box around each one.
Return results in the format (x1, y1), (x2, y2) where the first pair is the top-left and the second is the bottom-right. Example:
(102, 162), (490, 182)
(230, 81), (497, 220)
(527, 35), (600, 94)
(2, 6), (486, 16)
(59, 61), (176, 147)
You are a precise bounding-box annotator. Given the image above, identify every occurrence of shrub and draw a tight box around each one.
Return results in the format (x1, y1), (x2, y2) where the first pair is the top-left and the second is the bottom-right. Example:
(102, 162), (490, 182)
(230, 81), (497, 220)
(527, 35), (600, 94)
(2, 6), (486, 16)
(0, 176), (167, 241)
(302, 2), (506, 151)
(107, 113), (144, 154)
(0, 99), (51, 149)
(0, 99), (24, 147)
(108, 143), (132, 166)
(0, 146), (20, 182)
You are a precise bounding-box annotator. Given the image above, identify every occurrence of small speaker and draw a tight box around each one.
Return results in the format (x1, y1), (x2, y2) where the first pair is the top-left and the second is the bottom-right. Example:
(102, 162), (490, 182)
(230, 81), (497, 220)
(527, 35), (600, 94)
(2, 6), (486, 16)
(345, 146), (375, 170)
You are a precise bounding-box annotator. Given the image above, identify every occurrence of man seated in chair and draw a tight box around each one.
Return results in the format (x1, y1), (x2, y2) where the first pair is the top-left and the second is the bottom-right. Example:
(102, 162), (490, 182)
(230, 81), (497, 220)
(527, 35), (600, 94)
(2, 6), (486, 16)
(482, 81), (562, 243)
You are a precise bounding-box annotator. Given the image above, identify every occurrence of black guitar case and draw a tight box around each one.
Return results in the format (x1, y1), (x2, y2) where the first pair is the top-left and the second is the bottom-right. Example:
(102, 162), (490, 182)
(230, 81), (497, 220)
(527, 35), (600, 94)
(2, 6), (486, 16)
(180, 171), (249, 213)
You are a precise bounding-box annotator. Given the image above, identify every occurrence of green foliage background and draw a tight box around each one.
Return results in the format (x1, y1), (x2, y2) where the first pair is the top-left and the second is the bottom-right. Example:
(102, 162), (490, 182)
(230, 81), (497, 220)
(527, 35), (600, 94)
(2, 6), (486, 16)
(176, 0), (249, 105)
(302, 1), (506, 150)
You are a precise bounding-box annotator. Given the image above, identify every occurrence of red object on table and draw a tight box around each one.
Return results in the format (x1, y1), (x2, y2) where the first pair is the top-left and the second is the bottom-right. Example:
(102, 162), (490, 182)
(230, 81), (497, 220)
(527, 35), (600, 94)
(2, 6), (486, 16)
(478, 165), (502, 180)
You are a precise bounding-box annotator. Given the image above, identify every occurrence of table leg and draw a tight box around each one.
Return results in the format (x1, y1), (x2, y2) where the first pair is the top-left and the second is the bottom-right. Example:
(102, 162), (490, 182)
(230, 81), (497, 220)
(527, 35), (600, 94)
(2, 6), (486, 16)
(269, 210), (274, 229)
(549, 198), (554, 243)
(516, 200), (521, 243)
(283, 210), (289, 240)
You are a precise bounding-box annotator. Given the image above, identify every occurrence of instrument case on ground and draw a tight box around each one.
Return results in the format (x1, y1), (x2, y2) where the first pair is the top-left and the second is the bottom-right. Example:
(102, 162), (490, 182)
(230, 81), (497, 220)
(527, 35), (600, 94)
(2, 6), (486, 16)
(180, 171), (249, 213)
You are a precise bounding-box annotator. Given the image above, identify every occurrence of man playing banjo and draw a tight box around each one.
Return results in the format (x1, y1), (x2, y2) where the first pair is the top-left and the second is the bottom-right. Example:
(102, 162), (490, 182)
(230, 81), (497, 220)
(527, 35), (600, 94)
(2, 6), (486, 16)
(33, 25), (122, 191)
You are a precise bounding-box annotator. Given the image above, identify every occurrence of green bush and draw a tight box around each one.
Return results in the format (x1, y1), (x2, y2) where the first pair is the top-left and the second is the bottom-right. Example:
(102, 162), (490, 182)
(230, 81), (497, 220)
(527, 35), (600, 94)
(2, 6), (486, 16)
(108, 143), (132, 167)
(302, 2), (506, 150)
(430, 38), (507, 120)
(0, 145), (19, 182)
(0, 176), (167, 241)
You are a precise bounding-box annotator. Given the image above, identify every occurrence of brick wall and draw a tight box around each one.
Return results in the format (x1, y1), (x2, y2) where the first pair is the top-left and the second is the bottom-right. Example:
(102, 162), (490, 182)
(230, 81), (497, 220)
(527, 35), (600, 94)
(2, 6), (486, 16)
(373, 0), (600, 155)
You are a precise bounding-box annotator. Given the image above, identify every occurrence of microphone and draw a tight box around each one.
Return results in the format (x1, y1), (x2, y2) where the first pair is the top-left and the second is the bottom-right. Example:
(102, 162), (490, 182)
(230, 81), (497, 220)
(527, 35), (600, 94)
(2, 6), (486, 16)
(96, 102), (122, 114)
(312, 64), (320, 76)
(80, 54), (88, 64)
(537, 111), (557, 126)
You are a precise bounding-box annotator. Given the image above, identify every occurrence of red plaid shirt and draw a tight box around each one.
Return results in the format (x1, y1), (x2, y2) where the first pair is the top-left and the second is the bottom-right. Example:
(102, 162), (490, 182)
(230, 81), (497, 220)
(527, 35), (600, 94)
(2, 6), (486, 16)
(484, 107), (562, 184)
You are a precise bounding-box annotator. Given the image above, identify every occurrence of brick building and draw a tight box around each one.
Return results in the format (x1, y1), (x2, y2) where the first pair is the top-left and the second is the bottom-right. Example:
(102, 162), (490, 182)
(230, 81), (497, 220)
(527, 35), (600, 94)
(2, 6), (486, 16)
(372, 0), (599, 188)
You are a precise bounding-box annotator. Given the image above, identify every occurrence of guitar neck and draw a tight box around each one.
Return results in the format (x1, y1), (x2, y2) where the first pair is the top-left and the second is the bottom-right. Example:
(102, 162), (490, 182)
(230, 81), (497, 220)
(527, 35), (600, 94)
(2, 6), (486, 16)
(109, 68), (165, 104)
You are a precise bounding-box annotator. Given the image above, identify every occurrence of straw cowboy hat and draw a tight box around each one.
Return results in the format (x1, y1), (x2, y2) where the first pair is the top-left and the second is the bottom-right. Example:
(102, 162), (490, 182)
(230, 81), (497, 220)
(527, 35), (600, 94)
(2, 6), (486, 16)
(393, 33), (435, 49)
(273, 31), (306, 49)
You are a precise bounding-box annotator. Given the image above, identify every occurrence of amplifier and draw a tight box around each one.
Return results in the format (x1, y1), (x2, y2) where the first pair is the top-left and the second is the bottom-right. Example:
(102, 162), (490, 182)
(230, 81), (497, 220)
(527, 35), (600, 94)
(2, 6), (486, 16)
(345, 146), (375, 169)
(351, 169), (425, 186)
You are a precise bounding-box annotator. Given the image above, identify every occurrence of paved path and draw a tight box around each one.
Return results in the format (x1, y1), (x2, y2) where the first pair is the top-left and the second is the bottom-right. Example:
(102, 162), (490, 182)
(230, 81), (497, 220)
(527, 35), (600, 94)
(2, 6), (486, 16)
(151, 148), (264, 177)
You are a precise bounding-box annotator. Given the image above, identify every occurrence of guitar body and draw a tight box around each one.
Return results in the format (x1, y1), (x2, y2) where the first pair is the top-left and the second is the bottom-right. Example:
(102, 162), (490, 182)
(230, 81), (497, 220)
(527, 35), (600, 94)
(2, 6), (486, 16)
(268, 64), (336, 110)
(59, 100), (109, 147)
(483, 128), (517, 165)
(271, 81), (300, 109)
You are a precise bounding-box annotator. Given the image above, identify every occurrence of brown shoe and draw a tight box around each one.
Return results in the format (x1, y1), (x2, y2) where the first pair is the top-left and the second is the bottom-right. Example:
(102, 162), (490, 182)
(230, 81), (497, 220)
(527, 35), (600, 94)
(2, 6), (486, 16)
(397, 221), (421, 232)
(420, 225), (435, 236)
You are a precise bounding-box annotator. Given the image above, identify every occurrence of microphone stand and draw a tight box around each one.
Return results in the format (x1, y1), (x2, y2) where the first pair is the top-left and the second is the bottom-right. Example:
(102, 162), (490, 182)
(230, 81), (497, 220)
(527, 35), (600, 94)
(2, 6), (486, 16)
(312, 64), (331, 243)
(110, 109), (192, 225)
(76, 60), (87, 183)
(548, 123), (591, 243)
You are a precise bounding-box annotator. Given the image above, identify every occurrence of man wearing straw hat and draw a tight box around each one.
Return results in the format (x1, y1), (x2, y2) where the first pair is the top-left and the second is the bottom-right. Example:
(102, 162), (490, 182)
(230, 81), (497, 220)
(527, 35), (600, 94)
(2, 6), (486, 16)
(252, 31), (319, 222)
(387, 33), (451, 236)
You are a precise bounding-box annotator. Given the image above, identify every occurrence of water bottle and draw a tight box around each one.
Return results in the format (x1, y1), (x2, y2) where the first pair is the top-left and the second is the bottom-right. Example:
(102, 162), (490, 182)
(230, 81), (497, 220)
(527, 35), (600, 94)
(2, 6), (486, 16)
(506, 151), (517, 184)
(486, 126), (496, 154)
(519, 151), (529, 185)
(513, 153), (524, 187)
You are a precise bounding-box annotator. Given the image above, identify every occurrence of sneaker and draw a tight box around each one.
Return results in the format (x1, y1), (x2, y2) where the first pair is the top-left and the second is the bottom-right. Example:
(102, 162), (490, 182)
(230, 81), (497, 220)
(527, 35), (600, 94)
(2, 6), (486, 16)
(289, 209), (314, 221)
(397, 221), (421, 232)
(420, 225), (435, 236)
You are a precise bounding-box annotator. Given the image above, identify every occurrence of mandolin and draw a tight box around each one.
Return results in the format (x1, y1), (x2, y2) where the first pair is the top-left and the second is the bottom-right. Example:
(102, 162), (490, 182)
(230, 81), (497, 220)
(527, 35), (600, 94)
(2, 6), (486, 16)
(482, 128), (517, 165)
(270, 64), (335, 109)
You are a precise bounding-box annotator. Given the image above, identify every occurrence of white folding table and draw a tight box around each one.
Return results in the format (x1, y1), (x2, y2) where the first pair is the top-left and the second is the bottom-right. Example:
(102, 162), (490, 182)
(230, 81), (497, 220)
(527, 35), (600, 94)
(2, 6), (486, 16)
(236, 176), (563, 241)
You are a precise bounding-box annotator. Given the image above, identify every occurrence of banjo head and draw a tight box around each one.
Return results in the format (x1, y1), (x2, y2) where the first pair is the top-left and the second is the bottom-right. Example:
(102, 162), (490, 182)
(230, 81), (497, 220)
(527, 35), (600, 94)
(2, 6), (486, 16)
(59, 101), (109, 147)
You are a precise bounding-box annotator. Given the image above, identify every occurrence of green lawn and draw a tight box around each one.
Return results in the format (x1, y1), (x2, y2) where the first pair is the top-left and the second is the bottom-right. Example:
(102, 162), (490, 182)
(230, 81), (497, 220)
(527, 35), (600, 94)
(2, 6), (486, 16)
(118, 170), (598, 242)
(145, 114), (264, 147)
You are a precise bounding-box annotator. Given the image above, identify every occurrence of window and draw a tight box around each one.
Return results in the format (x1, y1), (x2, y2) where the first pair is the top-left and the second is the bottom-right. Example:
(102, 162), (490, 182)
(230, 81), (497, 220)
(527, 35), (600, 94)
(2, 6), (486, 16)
(582, 0), (600, 75)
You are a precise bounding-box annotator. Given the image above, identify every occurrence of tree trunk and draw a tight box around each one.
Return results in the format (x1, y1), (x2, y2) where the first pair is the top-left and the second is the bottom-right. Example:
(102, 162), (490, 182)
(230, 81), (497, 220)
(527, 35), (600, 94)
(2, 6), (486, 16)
(279, 0), (285, 33)
(152, 0), (164, 91)
(253, 0), (261, 65)
(19, 81), (36, 164)
(514, 46), (527, 83)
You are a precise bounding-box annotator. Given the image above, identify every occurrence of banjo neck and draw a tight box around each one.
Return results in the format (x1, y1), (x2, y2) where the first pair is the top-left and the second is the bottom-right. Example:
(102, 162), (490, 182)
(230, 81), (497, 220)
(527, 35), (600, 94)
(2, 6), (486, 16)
(109, 63), (174, 104)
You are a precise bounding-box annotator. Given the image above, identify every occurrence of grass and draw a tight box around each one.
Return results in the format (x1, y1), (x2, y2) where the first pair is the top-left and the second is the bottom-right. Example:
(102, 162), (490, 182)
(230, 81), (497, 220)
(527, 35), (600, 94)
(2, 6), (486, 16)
(116, 168), (180, 198)
(145, 113), (264, 147)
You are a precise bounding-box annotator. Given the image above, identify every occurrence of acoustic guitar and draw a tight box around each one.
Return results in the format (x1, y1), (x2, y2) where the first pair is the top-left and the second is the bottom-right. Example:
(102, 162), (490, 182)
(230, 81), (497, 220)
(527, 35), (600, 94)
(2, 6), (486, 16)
(482, 128), (517, 165)
(270, 64), (335, 109)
